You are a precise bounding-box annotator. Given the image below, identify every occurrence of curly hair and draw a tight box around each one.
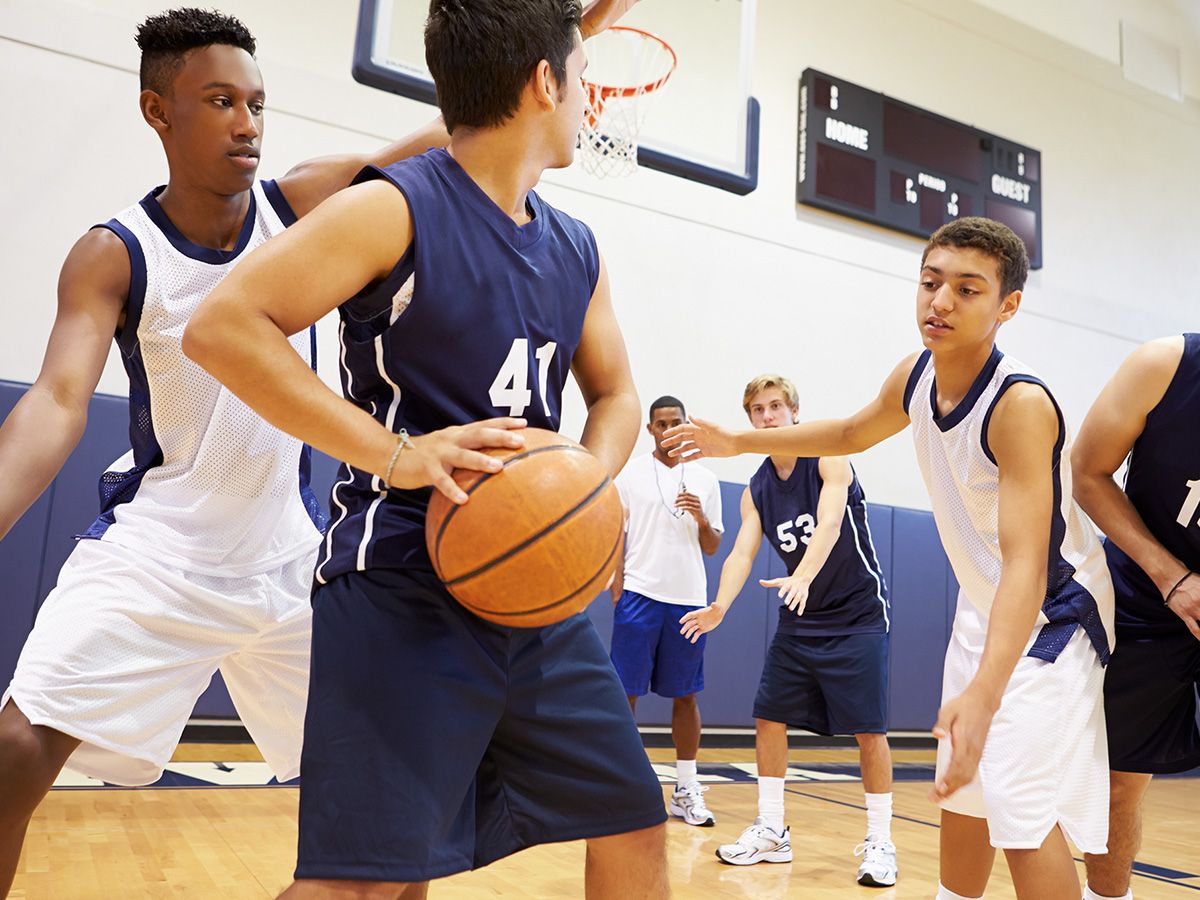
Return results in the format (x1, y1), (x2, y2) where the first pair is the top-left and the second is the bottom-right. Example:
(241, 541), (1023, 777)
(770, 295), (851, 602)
(136, 7), (256, 93)
(921, 217), (1030, 298)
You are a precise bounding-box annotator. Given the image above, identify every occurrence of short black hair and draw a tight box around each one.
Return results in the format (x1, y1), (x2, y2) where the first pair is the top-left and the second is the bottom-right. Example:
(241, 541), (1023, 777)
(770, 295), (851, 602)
(649, 395), (686, 421)
(425, 0), (582, 133)
(922, 217), (1029, 298)
(136, 7), (256, 94)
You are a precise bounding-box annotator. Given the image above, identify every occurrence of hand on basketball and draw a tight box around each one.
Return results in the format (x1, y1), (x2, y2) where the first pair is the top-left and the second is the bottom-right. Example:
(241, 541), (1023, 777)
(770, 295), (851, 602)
(1164, 571), (1200, 642)
(759, 573), (811, 614)
(929, 686), (997, 804)
(662, 417), (738, 461)
(389, 418), (526, 504)
(580, 0), (640, 39)
(679, 604), (725, 643)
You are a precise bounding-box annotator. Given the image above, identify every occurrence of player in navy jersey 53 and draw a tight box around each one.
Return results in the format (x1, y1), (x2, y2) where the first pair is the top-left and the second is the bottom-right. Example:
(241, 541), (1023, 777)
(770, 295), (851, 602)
(663, 219), (1115, 900)
(184, 1), (666, 897)
(679, 374), (896, 886)
(1072, 335), (1200, 900)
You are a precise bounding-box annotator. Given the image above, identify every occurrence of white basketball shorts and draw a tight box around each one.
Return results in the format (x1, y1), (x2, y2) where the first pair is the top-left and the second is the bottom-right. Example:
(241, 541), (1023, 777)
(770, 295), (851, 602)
(2, 538), (315, 785)
(935, 625), (1109, 853)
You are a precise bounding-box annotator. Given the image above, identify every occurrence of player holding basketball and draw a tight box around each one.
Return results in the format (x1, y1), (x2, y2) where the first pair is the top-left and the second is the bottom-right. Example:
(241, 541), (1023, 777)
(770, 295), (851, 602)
(1071, 335), (1200, 900)
(663, 218), (1114, 900)
(611, 395), (723, 828)
(0, 3), (636, 896)
(679, 373), (896, 886)
(184, 1), (668, 897)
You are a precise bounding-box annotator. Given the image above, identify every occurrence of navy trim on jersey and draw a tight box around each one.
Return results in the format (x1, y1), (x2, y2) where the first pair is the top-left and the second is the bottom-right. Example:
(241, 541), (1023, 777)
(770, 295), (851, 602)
(94, 220), (147, 360)
(261, 179), (298, 227)
(931, 344), (1004, 432)
(78, 337), (165, 540)
(139, 186), (258, 264)
(298, 324), (327, 532)
(902, 350), (931, 415)
(980, 374), (1110, 665)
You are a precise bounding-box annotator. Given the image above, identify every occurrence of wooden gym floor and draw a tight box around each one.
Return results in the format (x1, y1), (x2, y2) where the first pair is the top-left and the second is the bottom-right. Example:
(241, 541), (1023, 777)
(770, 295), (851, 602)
(11, 744), (1199, 898)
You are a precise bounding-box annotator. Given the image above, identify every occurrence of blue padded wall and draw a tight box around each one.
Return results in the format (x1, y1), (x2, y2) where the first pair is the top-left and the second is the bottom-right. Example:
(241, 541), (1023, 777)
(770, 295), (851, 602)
(0, 383), (964, 733)
(0, 382), (55, 691)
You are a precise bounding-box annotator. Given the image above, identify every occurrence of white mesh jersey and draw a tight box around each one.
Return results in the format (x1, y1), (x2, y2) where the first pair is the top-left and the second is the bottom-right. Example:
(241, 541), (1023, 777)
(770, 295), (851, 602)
(80, 181), (325, 577)
(903, 346), (1114, 663)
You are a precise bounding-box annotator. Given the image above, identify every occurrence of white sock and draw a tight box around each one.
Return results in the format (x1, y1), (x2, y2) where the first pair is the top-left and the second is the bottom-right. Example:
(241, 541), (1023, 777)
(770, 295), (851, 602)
(864, 791), (893, 841)
(1083, 885), (1132, 900)
(936, 884), (981, 900)
(675, 758), (697, 787)
(757, 775), (785, 832)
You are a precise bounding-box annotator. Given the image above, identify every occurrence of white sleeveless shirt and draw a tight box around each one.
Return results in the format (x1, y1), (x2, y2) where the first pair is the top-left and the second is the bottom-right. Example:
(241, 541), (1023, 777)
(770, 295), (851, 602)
(80, 181), (324, 577)
(903, 346), (1114, 663)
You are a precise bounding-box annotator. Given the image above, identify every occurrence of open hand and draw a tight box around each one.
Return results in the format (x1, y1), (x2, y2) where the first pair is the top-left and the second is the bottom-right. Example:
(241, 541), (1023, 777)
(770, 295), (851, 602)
(662, 416), (739, 461)
(759, 574), (810, 614)
(679, 604), (725, 643)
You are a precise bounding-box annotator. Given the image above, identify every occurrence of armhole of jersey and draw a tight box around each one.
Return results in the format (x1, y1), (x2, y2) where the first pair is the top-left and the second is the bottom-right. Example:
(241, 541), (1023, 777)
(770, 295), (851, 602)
(1142, 333), (1196, 432)
(902, 350), (932, 415)
(579, 220), (601, 296)
(93, 220), (146, 359)
(260, 179), (298, 227)
(980, 374), (1065, 466)
(339, 165), (417, 329)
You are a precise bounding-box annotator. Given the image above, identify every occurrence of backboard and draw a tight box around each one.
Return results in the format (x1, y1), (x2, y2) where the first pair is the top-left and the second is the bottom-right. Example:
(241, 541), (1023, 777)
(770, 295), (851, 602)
(352, 0), (760, 194)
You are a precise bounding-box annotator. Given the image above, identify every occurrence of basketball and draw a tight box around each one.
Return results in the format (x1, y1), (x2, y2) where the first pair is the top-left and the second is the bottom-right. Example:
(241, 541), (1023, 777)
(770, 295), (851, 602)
(425, 428), (623, 628)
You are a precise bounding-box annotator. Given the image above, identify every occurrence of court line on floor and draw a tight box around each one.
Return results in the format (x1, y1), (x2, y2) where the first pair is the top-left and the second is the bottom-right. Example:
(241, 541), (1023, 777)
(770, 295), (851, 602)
(783, 786), (1200, 891)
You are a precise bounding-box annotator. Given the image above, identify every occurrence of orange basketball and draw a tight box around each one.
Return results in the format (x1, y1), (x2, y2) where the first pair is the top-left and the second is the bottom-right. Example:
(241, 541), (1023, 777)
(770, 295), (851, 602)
(425, 428), (623, 628)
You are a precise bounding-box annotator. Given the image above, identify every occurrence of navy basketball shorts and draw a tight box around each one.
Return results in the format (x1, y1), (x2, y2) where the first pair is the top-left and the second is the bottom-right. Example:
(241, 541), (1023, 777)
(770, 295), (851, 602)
(610, 590), (705, 699)
(294, 568), (667, 883)
(752, 630), (889, 735)
(1104, 626), (1200, 774)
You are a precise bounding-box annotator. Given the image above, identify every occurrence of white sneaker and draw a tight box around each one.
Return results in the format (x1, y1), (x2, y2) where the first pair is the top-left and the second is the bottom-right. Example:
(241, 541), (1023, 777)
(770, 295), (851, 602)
(715, 817), (792, 865)
(669, 781), (715, 827)
(854, 837), (898, 886)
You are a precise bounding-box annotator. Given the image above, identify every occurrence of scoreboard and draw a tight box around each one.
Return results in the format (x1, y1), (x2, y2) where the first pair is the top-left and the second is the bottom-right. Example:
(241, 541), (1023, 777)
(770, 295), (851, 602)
(797, 69), (1043, 269)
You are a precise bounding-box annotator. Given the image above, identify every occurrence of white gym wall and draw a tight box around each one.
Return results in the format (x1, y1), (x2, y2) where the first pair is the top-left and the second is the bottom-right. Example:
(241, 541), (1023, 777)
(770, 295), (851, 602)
(1, 0), (1196, 510)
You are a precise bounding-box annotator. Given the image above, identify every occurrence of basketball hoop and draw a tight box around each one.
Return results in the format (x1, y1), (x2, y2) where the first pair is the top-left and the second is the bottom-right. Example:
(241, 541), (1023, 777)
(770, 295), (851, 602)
(578, 26), (677, 178)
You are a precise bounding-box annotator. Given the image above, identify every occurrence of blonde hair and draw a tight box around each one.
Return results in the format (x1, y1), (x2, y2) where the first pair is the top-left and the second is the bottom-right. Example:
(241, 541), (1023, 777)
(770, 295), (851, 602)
(742, 374), (799, 416)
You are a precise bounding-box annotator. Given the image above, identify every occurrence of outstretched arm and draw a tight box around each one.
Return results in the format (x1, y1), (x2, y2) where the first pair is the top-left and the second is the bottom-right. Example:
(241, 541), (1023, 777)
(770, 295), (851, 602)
(680, 488), (762, 642)
(931, 383), (1058, 802)
(662, 353), (920, 461)
(274, 1), (641, 217)
(760, 456), (852, 613)
(183, 181), (524, 502)
(0, 229), (127, 540)
(1072, 336), (1199, 640)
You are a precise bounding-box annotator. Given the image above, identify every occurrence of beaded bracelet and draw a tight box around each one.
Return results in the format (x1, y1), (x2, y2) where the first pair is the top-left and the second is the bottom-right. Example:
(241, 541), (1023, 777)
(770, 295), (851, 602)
(383, 428), (415, 487)
(1164, 570), (1197, 606)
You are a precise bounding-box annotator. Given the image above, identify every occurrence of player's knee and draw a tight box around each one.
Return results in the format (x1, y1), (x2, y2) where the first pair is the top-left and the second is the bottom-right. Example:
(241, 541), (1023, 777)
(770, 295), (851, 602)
(673, 693), (697, 709)
(588, 822), (666, 858)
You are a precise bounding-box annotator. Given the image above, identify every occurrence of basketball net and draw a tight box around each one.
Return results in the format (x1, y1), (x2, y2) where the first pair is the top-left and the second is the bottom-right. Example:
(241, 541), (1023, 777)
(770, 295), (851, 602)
(577, 26), (677, 179)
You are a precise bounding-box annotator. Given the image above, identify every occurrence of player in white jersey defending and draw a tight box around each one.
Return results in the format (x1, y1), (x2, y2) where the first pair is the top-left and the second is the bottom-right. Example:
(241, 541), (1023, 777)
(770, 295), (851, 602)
(663, 217), (1115, 900)
(0, 5), (634, 895)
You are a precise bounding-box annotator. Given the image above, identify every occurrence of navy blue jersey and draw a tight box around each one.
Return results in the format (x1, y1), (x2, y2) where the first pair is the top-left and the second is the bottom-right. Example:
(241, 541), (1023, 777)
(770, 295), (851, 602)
(314, 149), (598, 584)
(749, 457), (889, 636)
(1108, 333), (1200, 635)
